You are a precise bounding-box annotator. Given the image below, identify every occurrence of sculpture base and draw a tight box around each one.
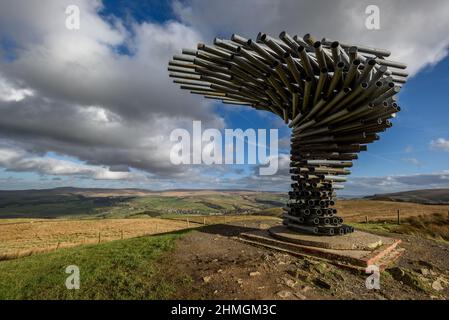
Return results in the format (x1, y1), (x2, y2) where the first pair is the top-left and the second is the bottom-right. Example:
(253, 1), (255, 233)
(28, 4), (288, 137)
(238, 226), (403, 270)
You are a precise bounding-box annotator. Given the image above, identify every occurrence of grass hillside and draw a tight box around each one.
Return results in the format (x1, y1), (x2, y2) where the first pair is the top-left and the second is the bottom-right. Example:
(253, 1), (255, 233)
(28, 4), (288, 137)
(0, 188), (286, 219)
(366, 188), (449, 204)
(0, 230), (189, 299)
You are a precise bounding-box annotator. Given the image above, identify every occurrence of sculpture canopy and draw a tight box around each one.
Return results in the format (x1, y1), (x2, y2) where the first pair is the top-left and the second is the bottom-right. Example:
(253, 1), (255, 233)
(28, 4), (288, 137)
(168, 32), (408, 236)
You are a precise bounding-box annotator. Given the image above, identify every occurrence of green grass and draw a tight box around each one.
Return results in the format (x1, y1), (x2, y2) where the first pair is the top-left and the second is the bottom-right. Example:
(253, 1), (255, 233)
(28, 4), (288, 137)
(0, 230), (189, 300)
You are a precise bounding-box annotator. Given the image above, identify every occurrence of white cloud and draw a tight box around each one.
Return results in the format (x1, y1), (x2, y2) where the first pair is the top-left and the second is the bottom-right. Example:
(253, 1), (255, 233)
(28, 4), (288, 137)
(174, 0), (449, 76)
(430, 138), (449, 151)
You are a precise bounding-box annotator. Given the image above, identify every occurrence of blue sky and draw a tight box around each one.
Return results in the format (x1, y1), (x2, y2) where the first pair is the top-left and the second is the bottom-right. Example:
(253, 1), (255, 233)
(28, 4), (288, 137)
(0, 0), (449, 195)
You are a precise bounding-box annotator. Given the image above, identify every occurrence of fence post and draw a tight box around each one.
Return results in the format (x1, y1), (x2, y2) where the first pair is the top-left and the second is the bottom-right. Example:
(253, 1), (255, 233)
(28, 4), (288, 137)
(203, 217), (206, 225)
(187, 218), (190, 227)
(397, 209), (400, 225)
(120, 230), (123, 240)
(98, 232), (101, 243)
(365, 216), (368, 224)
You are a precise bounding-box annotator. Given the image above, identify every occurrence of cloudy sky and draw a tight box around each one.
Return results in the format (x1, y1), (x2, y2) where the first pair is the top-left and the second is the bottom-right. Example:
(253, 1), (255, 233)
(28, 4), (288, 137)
(0, 0), (449, 195)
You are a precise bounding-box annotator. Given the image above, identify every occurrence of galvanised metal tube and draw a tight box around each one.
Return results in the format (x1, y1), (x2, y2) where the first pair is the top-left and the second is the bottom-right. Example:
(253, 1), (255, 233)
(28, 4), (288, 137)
(173, 54), (195, 62)
(303, 33), (318, 47)
(258, 32), (292, 53)
(246, 39), (277, 63)
(174, 78), (211, 87)
(287, 223), (318, 234)
(198, 43), (233, 59)
(283, 53), (303, 89)
(302, 76), (313, 112)
(279, 31), (300, 54)
(231, 55), (265, 77)
(169, 60), (195, 69)
(343, 59), (361, 87)
(168, 66), (197, 74)
(213, 38), (239, 52)
(303, 97), (328, 122)
(180, 84), (214, 92)
(294, 127), (330, 138)
(357, 59), (377, 85)
(193, 58), (228, 72)
(321, 39), (391, 57)
(272, 61), (294, 92)
(331, 104), (373, 124)
(292, 35), (310, 49)
(201, 76), (240, 90)
(326, 62), (344, 97)
(331, 82), (367, 113)
(371, 86), (401, 105)
(231, 33), (250, 46)
(190, 90), (225, 97)
(324, 175), (347, 182)
(181, 48), (197, 56)
(267, 74), (290, 102)
(169, 72), (201, 80)
(316, 87), (351, 118)
(195, 66), (232, 81)
(290, 118), (316, 130)
(313, 68), (328, 105)
(210, 83), (240, 94)
(237, 48), (272, 73)
(368, 65), (388, 84)
(292, 92), (299, 118)
(298, 46), (315, 78)
(265, 38), (288, 57)
(348, 46), (359, 63)
(375, 58), (407, 69)
(313, 41), (328, 69)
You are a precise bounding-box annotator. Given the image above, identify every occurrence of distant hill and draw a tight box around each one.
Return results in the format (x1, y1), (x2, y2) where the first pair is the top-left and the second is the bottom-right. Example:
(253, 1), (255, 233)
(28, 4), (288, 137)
(0, 187), (285, 219)
(365, 189), (449, 204)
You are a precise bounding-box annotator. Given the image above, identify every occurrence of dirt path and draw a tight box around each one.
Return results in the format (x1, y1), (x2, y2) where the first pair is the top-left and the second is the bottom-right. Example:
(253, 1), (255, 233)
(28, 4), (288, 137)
(160, 219), (449, 300)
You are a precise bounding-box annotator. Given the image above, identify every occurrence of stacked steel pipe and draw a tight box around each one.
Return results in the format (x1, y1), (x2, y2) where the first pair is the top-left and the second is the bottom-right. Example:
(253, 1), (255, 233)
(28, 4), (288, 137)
(168, 32), (407, 236)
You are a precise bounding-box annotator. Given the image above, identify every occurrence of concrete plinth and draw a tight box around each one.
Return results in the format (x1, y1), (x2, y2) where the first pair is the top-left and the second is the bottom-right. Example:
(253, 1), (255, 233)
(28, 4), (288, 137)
(238, 226), (403, 270)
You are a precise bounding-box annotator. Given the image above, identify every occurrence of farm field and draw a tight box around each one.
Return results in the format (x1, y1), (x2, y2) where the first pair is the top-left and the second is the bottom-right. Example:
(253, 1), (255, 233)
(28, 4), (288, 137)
(0, 217), (199, 260)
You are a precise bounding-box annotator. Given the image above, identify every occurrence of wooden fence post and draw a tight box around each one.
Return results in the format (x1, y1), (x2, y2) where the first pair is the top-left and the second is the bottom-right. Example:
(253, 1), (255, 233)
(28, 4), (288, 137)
(98, 232), (101, 243)
(203, 217), (206, 225)
(120, 230), (123, 240)
(187, 218), (190, 227)
(397, 209), (400, 225)
(365, 216), (368, 224)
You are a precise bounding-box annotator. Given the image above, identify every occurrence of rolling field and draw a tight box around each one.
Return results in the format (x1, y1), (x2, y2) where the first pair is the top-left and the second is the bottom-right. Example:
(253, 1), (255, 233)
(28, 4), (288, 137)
(336, 199), (449, 222)
(0, 217), (199, 260)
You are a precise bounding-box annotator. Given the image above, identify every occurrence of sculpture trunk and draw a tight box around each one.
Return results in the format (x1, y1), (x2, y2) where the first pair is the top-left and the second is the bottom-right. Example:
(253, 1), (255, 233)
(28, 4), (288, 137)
(284, 128), (354, 235)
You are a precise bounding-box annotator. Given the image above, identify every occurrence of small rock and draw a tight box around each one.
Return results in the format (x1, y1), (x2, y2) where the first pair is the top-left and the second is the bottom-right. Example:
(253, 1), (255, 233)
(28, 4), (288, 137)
(249, 271), (261, 277)
(419, 268), (430, 276)
(313, 262), (328, 274)
(284, 278), (297, 288)
(294, 292), (307, 300)
(299, 285), (312, 293)
(257, 286), (265, 290)
(212, 258), (218, 263)
(217, 269), (223, 273)
(432, 279), (444, 291)
(213, 290), (218, 295)
(203, 276), (212, 283)
(276, 290), (293, 299)
(237, 278), (243, 284)
(313, 278), (332, 290)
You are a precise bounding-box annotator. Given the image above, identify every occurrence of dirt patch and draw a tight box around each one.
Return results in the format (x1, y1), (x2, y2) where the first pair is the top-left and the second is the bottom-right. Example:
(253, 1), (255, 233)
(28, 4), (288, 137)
(160, 219), (449, 300)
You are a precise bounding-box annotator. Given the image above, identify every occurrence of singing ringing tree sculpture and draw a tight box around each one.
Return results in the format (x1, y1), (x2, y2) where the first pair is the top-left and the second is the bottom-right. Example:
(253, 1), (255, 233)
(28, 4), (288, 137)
(168, 32), (407, 236)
